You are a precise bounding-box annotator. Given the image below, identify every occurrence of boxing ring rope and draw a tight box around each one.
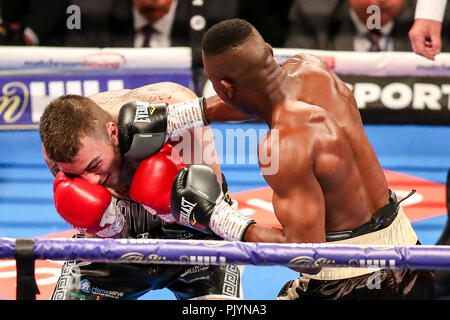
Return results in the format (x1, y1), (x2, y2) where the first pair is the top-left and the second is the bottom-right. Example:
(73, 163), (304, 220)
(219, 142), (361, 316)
(2, 237), (450, 270)
(3, 237), (450, 299)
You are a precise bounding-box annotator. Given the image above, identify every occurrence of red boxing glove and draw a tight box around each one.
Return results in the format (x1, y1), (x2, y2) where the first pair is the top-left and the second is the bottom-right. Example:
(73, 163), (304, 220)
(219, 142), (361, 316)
(130, 144), (185, 223)
(53, 171), (125, 237)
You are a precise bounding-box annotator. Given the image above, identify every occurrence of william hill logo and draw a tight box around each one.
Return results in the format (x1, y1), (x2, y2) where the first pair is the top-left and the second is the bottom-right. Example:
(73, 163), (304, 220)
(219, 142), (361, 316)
(0, 82), (29, 124)
(0, 79), (124, 127)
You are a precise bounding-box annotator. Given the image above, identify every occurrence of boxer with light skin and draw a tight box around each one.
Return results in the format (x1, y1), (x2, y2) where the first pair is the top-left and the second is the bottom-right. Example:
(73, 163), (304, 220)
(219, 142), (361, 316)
(42, 82), (221, 192)
(39, 82), (247, 300)
(41, 83), (248, 190)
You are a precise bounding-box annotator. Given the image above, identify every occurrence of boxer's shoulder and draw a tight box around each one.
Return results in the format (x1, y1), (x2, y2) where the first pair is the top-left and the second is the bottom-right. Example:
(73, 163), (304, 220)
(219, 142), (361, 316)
(274, 100), (329, 127)
(270, 101), (341, 150)
(88, 82), (197, 118)
(284, 53), (332, 78)
(284, 53), (323, 66)
(134, 82), (197, 102)
(89, 88), (133, 105)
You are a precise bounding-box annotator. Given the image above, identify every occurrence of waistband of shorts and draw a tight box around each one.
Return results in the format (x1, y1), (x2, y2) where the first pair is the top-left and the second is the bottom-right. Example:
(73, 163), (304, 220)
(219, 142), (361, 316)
(302, 206), (418, 281)
(325, 189), (400, 242)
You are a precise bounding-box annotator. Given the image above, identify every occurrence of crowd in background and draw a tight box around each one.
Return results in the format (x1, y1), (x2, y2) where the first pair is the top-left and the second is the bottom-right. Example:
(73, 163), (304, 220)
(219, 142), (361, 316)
(0, 0), (448, 54)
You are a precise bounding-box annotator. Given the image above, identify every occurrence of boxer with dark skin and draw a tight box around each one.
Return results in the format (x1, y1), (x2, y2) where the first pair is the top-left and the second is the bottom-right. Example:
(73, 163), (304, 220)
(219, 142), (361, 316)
(201, 19), (387, 245)
(169, 18), (435, 300)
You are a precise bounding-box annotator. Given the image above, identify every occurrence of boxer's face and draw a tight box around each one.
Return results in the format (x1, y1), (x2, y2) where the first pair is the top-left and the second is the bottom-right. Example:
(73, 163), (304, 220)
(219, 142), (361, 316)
(202, 35), (272, 117)
(42, 145), (60, 177)
(57, 123), (122, 188)
(203, 52), (246, 112)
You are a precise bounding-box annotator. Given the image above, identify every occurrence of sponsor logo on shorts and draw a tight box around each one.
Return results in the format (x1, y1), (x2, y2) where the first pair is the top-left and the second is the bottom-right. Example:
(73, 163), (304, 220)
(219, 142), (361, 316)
(91, 287), (125, 299)
(70, 292), (87, 300)
(79, 279), (92, 293)
(179, 265), (211, 284)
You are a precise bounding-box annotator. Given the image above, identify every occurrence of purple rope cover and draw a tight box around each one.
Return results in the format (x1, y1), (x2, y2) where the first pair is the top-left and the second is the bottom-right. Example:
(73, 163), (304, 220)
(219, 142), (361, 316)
(1, 237), (450, 270)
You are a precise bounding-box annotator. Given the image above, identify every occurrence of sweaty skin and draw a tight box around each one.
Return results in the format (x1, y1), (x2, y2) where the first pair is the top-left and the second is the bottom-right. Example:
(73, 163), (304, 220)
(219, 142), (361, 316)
(279, 53), (389, 229)
(203, 37), (390, 252)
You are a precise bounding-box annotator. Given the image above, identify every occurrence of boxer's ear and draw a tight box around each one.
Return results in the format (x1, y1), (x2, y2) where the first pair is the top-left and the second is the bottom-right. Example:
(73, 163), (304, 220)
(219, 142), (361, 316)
(106, 122), (119, 146)
(266, 43), (274, 57)
(220, 80), (234, 99)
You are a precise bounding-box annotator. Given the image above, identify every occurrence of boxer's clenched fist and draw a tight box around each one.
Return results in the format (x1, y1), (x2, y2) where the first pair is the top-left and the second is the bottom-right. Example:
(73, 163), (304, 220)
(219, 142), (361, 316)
(118, 98), (208, 163)
(129, 144), (185, 223)
(53, 172), (125, 237)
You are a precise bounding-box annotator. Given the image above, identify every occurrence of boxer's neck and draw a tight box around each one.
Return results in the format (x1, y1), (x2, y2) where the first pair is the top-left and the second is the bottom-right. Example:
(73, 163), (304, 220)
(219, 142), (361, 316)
(255, 66), (292, 127)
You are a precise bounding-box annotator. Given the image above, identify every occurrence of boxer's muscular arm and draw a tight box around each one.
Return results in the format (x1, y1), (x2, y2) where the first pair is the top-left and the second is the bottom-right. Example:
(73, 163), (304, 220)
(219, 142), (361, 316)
(203, 95), (253, 122)
(244, 176), (326, 244)
(243, 133), (325, 244)
(89, 82), (198, 119)
(243, 130), (325, 272)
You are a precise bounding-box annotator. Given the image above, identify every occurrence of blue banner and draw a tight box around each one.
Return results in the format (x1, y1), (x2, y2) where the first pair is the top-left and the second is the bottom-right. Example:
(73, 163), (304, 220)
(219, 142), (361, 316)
(0, 71), (192, 129)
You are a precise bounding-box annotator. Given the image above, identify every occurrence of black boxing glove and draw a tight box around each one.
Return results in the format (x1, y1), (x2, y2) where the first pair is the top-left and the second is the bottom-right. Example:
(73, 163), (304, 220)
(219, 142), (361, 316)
(118, 99), (209, 163)
(170, 165), (254, 240)
(118, 101), (168, 163)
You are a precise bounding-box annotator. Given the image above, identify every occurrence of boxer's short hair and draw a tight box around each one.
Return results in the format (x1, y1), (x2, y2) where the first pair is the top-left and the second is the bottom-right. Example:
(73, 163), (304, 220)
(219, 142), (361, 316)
(39, 94), (114, 163)
(202, 18), (255, 56)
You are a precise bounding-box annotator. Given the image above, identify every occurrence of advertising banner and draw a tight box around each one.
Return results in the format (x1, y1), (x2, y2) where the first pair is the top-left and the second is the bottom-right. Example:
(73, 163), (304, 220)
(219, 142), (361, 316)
(0, 47), (193, 129)
(1, 47), (450, 129)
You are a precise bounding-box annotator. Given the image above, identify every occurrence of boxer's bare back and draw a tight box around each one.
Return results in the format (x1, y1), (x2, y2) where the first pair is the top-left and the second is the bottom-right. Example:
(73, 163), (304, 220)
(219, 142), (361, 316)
(242, 53), (389, 244)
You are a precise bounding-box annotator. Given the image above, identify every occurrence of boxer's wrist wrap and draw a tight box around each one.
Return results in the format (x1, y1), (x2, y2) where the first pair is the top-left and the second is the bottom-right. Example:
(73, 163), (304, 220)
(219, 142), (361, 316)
(209, 198), (255, 241)
(142, 204), (177, 224)
(95, 197), (126, 238)
(166, 97), (209, 140)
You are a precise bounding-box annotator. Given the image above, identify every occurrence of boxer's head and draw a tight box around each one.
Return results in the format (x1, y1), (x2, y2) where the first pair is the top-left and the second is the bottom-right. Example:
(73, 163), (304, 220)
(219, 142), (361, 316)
(40, 94), (122, 187)
(202, 18), (280, 118)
